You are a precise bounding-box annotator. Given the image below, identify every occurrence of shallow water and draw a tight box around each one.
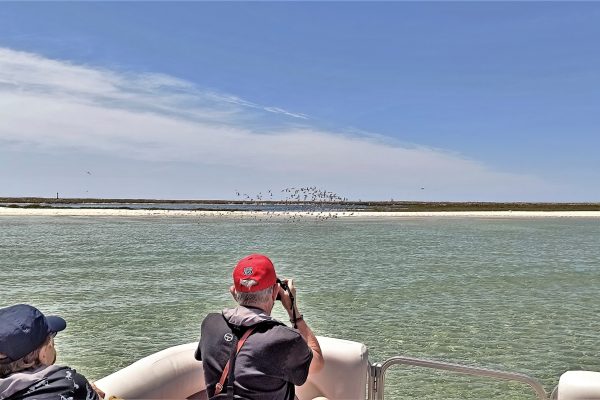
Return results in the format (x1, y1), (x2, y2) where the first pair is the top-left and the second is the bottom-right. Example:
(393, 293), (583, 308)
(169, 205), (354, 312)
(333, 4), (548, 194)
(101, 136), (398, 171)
(1, 216), (599, 399)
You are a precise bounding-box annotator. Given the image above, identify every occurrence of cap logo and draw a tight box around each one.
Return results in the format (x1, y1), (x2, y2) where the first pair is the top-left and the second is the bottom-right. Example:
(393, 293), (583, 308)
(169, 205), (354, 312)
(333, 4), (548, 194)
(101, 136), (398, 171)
(243, 267), (253, 275)
(224, 333), (234, 342)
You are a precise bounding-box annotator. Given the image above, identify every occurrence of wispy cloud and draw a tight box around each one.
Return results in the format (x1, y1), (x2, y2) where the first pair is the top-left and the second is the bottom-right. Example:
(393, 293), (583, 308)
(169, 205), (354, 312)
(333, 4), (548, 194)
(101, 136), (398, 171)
(0, 47), (555, 200)
(210, 93), (309, 120)
(263, 107), (309, 119)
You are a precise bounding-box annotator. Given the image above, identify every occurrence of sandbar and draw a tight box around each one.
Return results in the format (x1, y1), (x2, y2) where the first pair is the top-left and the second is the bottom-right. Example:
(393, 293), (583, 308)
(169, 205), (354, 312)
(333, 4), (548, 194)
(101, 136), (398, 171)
(1, 207), (600, 218)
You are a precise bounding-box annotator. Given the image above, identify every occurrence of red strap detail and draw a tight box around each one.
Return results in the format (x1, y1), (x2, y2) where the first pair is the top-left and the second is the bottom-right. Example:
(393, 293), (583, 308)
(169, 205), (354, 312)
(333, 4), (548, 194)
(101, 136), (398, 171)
(214, 327), (256, 395)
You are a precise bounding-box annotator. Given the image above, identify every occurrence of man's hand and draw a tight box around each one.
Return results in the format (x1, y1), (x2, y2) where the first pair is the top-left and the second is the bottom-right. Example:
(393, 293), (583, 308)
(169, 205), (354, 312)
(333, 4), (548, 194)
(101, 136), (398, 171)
(90, 382), (106, 399)
(277, 278), (299, 317)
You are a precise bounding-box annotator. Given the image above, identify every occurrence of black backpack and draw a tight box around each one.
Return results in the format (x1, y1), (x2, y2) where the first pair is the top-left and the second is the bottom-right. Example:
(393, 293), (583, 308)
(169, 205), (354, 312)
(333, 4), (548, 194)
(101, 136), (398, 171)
(195, 313), (284, 400)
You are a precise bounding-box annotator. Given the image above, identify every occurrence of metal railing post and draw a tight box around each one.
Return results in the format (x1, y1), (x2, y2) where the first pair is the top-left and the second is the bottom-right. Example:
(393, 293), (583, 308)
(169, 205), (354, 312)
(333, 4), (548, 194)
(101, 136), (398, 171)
(367, 356), (548, 400)
(368, 362), (383, 400)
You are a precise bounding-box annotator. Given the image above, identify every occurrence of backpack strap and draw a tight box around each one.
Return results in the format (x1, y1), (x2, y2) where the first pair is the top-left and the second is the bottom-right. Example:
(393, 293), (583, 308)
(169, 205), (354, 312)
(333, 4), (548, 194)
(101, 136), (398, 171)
(213, 326), (256, 397)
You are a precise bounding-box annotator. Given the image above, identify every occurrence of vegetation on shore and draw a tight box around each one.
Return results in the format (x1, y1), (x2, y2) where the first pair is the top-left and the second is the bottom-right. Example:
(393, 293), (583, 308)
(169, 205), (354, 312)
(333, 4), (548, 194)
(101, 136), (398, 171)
(1, 197), (600, 212)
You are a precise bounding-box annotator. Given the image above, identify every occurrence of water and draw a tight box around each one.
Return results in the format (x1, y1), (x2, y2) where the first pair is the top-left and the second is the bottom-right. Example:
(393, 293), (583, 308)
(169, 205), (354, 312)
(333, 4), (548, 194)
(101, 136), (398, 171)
(1, 216), (599, 399)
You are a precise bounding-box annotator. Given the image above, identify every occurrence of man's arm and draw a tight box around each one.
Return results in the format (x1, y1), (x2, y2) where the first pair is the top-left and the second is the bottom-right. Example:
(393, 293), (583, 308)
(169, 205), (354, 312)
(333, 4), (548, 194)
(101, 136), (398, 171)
(278, 279), (324, 374)
(292, 315), (324, 374)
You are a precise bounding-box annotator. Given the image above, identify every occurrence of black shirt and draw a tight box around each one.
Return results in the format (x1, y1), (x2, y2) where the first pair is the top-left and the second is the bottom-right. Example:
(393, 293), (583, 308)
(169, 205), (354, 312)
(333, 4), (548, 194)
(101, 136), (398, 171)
(197, 307), (313, 400)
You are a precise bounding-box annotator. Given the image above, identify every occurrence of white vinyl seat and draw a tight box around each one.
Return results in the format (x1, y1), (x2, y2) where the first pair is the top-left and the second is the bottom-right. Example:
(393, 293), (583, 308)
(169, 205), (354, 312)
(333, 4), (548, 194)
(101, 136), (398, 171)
(95, 337), (369, 400)
(554, 371), (600, 400)
(95, 343), (207, 399)
(296, 336), (369, 400)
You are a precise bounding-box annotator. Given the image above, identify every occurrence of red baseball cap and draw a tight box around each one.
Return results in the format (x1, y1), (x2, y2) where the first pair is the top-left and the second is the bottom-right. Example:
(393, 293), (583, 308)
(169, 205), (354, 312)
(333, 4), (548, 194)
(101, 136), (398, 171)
(233, 254), (277, 293)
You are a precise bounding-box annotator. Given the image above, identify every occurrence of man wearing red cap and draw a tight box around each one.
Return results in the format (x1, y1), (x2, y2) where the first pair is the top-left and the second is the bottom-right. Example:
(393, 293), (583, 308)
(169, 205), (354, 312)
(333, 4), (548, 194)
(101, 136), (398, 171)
(196, 254), (324, 399)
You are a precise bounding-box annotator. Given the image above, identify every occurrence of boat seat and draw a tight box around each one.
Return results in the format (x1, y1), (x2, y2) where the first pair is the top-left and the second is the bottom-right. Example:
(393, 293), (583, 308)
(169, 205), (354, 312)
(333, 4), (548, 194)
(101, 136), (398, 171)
(297, 336), (369, 400)
(96, 342), (207, 399)
(95, 336), (369, 400)
(554, 371), (600, 400)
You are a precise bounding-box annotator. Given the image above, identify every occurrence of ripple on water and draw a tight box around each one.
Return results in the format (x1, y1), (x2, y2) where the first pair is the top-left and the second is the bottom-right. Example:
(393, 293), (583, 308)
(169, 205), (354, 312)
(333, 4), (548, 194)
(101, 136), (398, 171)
(1, 216), (599, 398)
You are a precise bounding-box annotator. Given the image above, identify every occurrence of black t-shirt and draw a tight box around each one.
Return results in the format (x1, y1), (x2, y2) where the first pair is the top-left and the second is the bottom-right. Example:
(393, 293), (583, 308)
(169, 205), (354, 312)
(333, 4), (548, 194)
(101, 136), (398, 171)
(5, 366), (99, 400)
(198, 311), (313, 400)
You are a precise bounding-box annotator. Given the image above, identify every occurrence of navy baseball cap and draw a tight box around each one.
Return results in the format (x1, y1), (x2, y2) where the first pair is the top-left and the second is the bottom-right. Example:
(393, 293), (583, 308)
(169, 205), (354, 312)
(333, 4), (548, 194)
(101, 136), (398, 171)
(0, 304), (66, 364)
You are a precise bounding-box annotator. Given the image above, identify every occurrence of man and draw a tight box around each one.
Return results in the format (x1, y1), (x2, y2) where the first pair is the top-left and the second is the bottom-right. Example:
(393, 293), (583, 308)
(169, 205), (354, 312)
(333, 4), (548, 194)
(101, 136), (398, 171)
(196, 254), (324, 399)
(0, 304), (104, 400)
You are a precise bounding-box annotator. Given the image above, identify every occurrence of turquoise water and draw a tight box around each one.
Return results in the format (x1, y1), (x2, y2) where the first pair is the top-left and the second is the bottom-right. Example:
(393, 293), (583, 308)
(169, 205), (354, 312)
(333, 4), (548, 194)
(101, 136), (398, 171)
(1, 216), (599, 399)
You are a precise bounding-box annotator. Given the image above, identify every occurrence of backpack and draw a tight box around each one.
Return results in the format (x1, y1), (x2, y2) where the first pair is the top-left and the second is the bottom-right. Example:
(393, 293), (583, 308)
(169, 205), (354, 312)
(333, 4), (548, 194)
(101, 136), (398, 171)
(195, 313), (284, 400)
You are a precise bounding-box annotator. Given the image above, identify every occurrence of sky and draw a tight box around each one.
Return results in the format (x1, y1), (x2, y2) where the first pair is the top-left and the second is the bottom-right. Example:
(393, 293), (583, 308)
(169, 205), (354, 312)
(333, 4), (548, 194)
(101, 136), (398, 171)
(1, 2), (599, 202)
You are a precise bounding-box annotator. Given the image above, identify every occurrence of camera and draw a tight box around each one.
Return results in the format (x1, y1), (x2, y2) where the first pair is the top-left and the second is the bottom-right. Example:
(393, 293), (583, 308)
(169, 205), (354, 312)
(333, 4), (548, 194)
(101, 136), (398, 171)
(276, 278), (289, 300)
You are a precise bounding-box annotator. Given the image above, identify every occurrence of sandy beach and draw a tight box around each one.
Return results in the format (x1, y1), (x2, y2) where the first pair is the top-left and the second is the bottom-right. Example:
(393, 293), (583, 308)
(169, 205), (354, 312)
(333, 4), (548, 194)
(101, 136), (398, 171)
(1, 207), (600, 218)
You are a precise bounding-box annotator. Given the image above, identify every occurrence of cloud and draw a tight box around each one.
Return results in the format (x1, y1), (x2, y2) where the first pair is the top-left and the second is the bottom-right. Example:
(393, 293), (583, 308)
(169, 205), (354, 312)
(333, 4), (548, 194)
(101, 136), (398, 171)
(0, 47), (554, 200)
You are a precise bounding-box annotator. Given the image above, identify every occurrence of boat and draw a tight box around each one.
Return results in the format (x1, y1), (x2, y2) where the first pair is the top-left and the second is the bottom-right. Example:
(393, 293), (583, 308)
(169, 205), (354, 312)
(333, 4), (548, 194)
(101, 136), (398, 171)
(95, 335), (600, 400)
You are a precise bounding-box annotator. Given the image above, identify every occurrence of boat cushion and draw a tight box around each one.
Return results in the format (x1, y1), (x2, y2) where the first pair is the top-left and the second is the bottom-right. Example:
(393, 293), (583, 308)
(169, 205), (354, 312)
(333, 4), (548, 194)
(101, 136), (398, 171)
(296, 336), (369, 400)
(557, 371), (600, 400)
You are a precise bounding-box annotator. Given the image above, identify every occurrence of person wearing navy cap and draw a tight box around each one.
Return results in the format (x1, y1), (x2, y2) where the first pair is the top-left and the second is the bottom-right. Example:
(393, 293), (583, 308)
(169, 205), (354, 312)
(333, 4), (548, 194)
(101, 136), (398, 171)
(0, 304), (103, 400)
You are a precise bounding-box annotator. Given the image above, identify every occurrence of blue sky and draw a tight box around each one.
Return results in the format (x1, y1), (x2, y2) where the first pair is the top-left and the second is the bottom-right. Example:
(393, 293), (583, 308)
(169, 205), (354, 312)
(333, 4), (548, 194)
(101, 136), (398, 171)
(1, 2), (599, 201)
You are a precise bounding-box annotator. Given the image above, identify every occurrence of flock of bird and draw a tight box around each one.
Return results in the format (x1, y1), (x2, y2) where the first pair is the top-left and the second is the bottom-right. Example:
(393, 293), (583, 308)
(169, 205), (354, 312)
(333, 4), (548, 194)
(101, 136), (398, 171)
(229, 186), (350, 222)
(236, 186), (347, 204)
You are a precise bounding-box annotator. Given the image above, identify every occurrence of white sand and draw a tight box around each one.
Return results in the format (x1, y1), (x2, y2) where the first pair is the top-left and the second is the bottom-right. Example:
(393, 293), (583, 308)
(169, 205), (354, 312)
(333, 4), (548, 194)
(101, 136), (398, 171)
(1, 207), (600, 218)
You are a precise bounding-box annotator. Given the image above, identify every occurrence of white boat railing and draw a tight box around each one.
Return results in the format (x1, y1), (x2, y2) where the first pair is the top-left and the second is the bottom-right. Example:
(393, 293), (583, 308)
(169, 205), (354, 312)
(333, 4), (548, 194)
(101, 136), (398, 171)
(368, 356), (548, 400)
